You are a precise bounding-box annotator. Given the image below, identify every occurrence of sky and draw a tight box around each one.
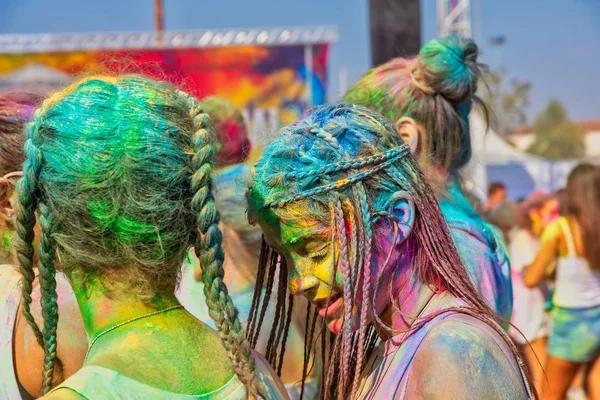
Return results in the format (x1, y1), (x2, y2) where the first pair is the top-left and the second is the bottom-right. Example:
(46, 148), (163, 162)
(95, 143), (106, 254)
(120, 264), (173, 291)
(1, 0), (598, 122)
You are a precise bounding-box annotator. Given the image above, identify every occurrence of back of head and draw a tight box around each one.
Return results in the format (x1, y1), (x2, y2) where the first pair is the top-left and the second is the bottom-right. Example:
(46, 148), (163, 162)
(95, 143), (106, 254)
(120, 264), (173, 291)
(342, 35), (484, 173)
(565, 163), (600, 269)
(488, 181), (506, 198)
(200, 96), (250, 167)
(13, 75), (257, 394)
(489, 200), (518, 237)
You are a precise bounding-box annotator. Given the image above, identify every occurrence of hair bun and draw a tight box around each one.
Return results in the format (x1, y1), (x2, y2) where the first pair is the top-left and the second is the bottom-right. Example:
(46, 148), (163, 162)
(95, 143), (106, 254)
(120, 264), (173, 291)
(415, 35), (481, 102)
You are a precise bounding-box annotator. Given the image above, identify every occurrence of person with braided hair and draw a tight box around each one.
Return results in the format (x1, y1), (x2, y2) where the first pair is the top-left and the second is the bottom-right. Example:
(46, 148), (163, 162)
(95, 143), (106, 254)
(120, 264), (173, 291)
(343, 35), (513, 325)
(247, 103), (533, 399)
(7, 75), (286, 399)
(0, 92), (88, 400)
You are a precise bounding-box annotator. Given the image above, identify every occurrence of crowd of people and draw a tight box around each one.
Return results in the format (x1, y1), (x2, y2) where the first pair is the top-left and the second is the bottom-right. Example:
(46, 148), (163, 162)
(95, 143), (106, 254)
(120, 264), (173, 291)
(0, 34), (598, 400)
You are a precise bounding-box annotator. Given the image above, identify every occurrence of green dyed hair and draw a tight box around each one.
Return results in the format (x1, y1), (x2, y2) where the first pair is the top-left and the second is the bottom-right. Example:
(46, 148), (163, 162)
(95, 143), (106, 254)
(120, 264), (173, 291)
(343, 35), (487, 174)
(12, 75), (257, 394)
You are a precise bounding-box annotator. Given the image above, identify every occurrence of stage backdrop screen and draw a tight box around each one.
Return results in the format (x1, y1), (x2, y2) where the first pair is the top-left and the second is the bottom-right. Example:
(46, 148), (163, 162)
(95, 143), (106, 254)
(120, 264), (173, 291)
(0, 44), (329, 129)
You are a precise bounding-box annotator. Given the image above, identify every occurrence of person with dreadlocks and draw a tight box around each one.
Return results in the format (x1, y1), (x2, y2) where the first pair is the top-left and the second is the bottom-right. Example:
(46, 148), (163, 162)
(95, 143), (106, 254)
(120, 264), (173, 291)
(5, 76), (286, 399)
(0, 92), (88, 400)
(247, 103), (533, 399)
(176, 96), (318, 398)
(342, 35), (512, 324)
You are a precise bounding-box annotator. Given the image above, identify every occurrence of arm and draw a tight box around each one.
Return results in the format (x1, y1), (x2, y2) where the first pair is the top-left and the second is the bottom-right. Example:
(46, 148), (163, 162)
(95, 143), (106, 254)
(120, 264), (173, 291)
(406, 318), (528, 400)
(523, 221), (560, 288)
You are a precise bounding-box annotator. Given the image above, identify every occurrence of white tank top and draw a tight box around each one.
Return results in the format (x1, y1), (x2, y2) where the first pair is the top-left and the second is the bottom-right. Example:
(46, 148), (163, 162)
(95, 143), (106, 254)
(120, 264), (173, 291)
(554, 218), (600, 308)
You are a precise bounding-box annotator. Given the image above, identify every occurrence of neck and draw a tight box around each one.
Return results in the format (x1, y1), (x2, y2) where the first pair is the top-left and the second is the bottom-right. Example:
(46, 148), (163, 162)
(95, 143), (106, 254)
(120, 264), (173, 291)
(374, 241), (452, 341)
(68, 271), (181, 340)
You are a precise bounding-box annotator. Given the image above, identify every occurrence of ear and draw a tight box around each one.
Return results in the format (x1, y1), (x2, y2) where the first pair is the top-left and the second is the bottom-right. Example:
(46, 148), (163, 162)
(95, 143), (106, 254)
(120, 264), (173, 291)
(396, 117), (419, 153)
(384, 191), (415, 245)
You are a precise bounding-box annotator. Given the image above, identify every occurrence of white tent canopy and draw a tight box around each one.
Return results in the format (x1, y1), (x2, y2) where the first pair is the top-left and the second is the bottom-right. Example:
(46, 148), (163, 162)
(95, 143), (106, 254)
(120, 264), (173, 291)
(465, 113), (576, 200)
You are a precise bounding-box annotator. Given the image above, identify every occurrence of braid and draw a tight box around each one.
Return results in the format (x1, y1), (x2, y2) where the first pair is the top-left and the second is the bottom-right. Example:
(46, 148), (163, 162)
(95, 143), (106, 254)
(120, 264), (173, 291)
(351, 183), (373, 398)
(13, 113), (45, 349)
(265, 256), (287, 364)
(277, 293), (294, 375)
(332, 194), (354, 396)
(38, 202), (59, 394)
(247, 239), (269, 342)
(178, 92), (257, 393)
(251, 249), (278, 348)
(267, 155), (403, 207)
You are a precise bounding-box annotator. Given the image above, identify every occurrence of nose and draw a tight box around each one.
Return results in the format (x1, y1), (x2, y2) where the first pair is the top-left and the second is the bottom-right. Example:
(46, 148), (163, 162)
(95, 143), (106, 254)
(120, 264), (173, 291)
(288, 268), (319, 296)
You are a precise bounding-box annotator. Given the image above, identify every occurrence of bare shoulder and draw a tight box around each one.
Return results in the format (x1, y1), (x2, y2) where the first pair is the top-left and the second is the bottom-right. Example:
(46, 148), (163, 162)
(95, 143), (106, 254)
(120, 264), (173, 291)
(15, 272), (88, 395)
(405, 314), (529, 400)
(40, 388), (86, 400)
(541, 219), (562, 242)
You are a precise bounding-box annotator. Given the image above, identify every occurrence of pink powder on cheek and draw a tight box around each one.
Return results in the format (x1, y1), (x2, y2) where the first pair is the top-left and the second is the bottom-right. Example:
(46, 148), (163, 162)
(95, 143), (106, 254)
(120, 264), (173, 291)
(332, 319), (342, 334)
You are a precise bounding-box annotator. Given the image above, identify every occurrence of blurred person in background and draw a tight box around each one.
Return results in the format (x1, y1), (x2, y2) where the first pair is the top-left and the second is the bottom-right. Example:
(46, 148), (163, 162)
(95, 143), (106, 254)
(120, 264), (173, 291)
(343, 35), (512, 324)
(488, 199), (518, 245)
(509, 192), (556, 395)
(485, 181), (507, 214)
(524, 164), (600, 400)
(176, 96), (319, 399)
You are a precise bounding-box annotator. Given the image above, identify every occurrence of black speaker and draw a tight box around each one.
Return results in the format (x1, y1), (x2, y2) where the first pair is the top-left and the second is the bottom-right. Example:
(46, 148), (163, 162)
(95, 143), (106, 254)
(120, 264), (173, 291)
(369, 0), (421, 67)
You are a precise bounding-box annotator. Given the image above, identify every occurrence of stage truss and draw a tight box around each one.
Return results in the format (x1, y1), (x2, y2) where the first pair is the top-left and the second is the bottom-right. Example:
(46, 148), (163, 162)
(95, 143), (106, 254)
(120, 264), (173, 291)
(0, 26), (338, 53)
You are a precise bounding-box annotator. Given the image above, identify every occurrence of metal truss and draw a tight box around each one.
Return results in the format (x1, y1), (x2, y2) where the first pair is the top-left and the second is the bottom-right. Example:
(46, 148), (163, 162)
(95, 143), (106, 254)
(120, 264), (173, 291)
(0, 26), (339, 53)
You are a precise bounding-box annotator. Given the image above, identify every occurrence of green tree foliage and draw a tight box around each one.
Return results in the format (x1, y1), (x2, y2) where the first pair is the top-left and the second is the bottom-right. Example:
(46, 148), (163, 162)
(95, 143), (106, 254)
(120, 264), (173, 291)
(481, 69), (531, 137)
(527, 100), (586, 160)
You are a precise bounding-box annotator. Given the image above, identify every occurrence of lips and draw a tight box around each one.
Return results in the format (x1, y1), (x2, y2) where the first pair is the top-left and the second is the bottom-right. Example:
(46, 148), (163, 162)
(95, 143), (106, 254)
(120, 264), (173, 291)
(315, 293), (344, 318)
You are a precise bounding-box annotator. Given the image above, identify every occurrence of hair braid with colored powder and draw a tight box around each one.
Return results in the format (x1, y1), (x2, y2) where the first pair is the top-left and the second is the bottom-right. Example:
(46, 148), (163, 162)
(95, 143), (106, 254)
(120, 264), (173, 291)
(178, 91), (258, 393)
(37, 201), (59, 392)
(13, 108), (46, 350)
(247, 103), (534, 398)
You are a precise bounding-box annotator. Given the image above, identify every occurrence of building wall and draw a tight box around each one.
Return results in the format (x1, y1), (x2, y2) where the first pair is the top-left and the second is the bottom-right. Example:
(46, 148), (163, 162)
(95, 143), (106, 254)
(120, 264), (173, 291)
(585, 131), (600, 156)
(509, 130), (600, 156)
(509, 133), (535, 151)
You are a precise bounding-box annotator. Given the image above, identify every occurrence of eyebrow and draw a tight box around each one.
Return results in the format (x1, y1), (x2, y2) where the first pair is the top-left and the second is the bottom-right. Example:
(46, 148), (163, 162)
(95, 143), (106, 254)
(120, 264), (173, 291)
(285, 232), (315, 246)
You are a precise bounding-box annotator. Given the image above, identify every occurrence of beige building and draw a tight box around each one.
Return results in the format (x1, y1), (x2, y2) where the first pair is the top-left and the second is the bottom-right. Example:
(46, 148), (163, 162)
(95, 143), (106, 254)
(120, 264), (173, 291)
(508, 120), (600, 157)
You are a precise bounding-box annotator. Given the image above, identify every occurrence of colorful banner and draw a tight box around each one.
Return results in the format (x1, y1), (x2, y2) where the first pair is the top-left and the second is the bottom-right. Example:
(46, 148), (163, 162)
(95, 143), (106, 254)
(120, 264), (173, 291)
(0, 44), (329, 125)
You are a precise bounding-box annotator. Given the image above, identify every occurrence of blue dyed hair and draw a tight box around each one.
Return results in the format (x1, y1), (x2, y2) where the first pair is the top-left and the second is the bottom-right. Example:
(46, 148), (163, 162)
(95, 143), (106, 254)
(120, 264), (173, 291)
(247, 104), (529, 399)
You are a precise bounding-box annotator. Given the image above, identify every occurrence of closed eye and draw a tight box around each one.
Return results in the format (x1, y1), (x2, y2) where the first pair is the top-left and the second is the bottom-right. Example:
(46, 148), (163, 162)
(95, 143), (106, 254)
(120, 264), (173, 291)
(305, 242), (329, 258)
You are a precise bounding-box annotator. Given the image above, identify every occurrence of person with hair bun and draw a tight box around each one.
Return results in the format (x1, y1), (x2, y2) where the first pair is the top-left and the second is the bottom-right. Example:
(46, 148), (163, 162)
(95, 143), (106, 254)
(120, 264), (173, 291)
(247, 103), (533, 399)
(2, 76), (286, 399)
(343, 35), (512, 324)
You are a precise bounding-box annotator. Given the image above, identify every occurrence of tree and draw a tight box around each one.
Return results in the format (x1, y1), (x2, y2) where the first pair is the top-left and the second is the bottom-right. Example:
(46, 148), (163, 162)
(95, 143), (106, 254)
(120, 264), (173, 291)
(480, 69), (532, 138)
(527, 100), (586, 160)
